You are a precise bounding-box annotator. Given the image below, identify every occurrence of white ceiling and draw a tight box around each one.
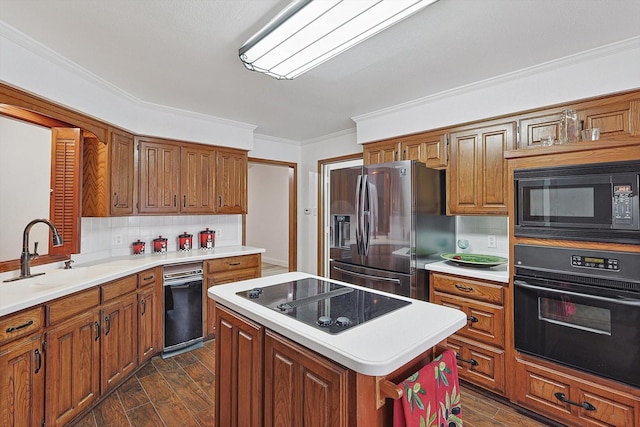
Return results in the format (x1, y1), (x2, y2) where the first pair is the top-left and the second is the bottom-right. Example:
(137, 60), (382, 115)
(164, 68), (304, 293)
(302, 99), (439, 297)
(1, 0), (640, 142)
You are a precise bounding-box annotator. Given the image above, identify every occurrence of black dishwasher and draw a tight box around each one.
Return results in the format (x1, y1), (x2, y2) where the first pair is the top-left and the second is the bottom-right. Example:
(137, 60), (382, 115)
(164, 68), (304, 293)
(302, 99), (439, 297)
(163, 262), (204, 357)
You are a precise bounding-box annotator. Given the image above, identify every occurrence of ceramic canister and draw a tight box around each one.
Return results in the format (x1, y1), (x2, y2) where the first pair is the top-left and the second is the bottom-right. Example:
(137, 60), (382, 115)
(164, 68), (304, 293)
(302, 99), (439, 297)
(153, 235), (168, 253)
(199, 228), (215, 249)
(178, 231), (193, 250)
(132, 240), (145, 255)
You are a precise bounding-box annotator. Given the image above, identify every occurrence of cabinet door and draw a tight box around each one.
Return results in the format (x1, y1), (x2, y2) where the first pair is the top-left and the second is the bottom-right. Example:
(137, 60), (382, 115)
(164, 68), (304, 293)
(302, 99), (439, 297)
(363, 140), (398, 165)
(138, 285), (159, 364)
(110, 129), (135, 215)
(0, 333), (45, 427)
(264, 330), (350, 427)
(181, 145), (216, 213)
(215, 305), (263, 427)
(518, 110), (563, 148)
(447, 122), (515, 215)
(101, 292), (138, 393)
(138, 139), (181, 214)
(579, 100), (638, 139)
(216, 149), (247, 214)
(45, 310), (100, 427)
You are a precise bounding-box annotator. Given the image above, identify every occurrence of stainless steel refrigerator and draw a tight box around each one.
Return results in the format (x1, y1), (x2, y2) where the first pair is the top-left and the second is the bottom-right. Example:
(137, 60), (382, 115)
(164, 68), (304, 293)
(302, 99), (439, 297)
(329, 160), (454, 300)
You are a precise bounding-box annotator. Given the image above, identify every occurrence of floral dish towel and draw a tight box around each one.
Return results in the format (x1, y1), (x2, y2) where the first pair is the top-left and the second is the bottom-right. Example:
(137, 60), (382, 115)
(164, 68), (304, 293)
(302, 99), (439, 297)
(393, 349), (462, 427)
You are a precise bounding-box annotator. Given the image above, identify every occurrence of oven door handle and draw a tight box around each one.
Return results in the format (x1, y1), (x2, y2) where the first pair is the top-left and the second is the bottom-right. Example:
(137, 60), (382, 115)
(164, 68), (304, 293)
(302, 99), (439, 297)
(514, 280), (640, 307)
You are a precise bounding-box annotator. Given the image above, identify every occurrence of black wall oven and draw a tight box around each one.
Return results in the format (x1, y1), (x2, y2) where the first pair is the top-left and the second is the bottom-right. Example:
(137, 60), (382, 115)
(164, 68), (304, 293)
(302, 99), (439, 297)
(514, 160), (640, 244)
(513, 244), (640, 388)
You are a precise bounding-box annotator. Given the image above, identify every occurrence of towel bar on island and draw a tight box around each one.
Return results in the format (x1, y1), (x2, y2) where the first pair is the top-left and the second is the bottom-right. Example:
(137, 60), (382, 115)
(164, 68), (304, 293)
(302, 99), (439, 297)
(376, 377), (403, 408)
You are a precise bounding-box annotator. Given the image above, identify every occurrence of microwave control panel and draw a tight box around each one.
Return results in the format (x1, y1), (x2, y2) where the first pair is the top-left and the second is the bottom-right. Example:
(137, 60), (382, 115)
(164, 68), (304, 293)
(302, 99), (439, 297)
(571, 255), (620, 271)
(613, 184), (633, 224)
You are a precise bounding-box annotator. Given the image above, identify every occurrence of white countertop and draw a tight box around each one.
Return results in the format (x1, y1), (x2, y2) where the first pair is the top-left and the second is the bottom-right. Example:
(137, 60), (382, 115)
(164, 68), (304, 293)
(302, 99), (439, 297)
(207, 272), (467, 376)
(425, 260), (509, 283)
(0, 246), (265, 317)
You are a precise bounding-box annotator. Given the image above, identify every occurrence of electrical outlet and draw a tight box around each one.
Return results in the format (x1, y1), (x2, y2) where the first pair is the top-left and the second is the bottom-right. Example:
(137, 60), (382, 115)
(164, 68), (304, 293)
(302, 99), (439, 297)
(114, 234), (123, 245)
(215, 229), (222, 238)
(487, 235), (497, 248)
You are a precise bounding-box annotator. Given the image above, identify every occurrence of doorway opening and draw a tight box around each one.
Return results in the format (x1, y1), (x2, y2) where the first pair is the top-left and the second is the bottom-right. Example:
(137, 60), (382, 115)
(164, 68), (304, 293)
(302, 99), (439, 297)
(245, 158), (297, 272)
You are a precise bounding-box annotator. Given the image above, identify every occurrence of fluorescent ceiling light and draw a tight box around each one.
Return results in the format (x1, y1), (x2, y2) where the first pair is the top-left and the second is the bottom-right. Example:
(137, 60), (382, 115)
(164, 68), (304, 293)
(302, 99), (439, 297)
(239, 0), (438, 80)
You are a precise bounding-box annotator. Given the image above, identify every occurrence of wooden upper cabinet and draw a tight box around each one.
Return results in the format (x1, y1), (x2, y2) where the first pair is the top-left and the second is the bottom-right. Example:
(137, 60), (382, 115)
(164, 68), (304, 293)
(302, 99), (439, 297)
(216, 148), (248, 214)
(50, 127), (82, 255)
(180, 145), (216, 213)
(518, 109), (563, 148)
(363, 139), (399, 165)
(447, 122), (516, 215)
(83, 128), (135, 216)
(138, 138), (181, 214)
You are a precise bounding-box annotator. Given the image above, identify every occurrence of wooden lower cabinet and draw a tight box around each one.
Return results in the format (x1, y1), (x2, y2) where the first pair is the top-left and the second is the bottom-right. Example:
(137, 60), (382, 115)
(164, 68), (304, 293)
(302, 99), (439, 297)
(137, 268), (161, 364)
(264, 330), (351, 427)
(514, 356), (640, 427)
(205, 254), (261, 338)
(45, 310), (101, 427)
(215, 304), (264, 427)
(101, 292), (138, 394)
(0, 333), (45, 427)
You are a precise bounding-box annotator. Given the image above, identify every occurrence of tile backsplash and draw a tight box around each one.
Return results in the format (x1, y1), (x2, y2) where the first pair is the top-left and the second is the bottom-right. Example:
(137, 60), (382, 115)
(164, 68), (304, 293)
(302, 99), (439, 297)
(455, 216), (508, 257)
(76, 215), (242, 262)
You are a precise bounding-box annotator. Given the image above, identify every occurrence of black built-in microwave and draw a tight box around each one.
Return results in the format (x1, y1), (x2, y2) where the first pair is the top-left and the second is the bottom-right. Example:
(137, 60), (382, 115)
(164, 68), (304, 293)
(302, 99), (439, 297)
(514, 160), (640, 244)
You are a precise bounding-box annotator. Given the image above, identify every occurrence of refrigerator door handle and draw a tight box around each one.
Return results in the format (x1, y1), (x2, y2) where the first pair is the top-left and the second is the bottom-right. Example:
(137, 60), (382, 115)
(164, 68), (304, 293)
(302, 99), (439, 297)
(332, 266), (402, 284)
(362, 174), (371, 256)
(355, 174), (363, 255)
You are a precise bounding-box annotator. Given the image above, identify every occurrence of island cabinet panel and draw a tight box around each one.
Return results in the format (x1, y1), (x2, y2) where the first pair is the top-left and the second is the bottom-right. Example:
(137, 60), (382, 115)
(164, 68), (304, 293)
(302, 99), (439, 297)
(430, 272), (507, 396)
(205, 254), (261, 338)
(100, 291), (138, 394)
(0, 332), (45, 427)
(447, 122), (515, 215)
(215, 304), (264, 427)
(514, 357), (640, 427)
(45, 310), (100, 427)
(264, 330), (351, 427)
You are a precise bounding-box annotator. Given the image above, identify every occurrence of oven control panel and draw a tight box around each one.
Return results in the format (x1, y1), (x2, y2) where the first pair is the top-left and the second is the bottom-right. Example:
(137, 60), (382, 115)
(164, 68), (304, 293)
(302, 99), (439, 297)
(571, 255), (619, 271)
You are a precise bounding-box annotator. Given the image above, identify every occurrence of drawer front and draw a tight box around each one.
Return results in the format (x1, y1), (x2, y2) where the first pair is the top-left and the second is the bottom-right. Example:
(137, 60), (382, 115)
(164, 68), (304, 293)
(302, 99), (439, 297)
(432, 292), (504, 348)
(138, 268), (157, 288)
(101, 275), (138, 302)
(206, 254), (260, 274)
(210, 268), (260, 285)
(431, 273), (504, 305)
(439, 336), (505, 395)
(0, 306), (44, 344)
(576, 386), (637, 427)
(46, 287), (100, 326)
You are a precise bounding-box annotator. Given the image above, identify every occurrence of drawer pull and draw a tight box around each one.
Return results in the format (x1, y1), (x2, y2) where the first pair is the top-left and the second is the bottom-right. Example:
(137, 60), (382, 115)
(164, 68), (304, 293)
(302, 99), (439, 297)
(228, 262), (241, 266)
(34, 348), (42, 374)
(142, 275), (154, 282)
(454, 284), (474, 292)
(6, 320), (34, 333)
(467, 316), (478, 323)
(554, 392), (596, 411)
(455, 353), (478, 366)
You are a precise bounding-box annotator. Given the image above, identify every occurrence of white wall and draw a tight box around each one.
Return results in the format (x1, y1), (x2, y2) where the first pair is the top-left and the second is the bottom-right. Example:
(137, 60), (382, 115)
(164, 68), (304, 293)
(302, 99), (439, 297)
(246, 163), (289, 267)
(0, 116), (51, 260)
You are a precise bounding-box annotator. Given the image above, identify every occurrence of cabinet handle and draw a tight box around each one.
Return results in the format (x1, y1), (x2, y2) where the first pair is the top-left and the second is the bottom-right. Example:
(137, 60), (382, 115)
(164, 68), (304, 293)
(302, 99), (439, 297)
(183, 195), (187, 208)
(104, 316), (111, 336)
(454, 284), (474, 292)
(174, 194), (177, 207)
(113, 192), (119, 207)
(455, 352), (478, 366)
(142, 275), (154, 282)
(6, 319), (34, 333)
(228, 262), (241, 266)
(141, 299), (147, 316)
(34, 349), (42, 374)
(554, 392), (596, 411)
(94, 321), (101, 341)
(218, 196), (222, 208)
(467, 316), (478, 323)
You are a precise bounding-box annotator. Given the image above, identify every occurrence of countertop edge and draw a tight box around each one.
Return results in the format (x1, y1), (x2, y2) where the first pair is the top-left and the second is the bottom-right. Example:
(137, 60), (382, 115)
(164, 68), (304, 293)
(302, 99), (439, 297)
(0, 246), (265, 317)
(424, 260), (509, 283)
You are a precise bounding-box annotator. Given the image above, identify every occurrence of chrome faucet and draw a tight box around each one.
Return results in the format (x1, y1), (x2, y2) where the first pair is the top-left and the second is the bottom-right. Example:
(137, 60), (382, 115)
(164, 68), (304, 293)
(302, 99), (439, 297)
(3, 218), (64, 282)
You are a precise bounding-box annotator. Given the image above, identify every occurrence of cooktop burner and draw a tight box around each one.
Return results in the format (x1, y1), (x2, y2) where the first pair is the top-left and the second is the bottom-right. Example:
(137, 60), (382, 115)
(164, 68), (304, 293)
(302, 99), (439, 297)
(236, 278), (411, 334)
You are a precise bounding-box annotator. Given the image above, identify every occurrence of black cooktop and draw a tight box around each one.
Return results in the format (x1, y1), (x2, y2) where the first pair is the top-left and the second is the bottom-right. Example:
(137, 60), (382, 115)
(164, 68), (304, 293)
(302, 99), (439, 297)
(236, 278), (411, 334)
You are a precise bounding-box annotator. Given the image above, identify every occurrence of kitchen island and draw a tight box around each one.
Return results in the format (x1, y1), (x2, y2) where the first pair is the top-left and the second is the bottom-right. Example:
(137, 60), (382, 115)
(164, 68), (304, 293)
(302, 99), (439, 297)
(207, 272), (467, 427)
